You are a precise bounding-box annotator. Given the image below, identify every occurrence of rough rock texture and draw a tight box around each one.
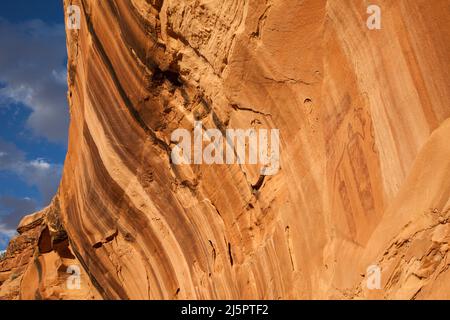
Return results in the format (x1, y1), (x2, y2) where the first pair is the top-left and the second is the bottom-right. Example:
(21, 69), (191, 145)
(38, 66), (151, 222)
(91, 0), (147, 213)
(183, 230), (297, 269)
(1, 0), (449, 299)
(0, 200), (100, 299)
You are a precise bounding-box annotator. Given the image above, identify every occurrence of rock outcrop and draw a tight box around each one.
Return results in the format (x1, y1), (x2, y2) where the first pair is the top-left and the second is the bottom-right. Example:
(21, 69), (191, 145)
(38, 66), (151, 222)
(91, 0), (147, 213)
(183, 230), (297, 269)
(1, 0), (449, 299)
(0, 199), (99, 299)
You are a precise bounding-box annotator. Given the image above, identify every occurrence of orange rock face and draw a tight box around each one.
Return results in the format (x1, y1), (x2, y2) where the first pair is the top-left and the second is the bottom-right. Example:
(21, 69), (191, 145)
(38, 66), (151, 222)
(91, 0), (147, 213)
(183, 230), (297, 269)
(0, 202), (100, 299)
(1, 0), (449, 299)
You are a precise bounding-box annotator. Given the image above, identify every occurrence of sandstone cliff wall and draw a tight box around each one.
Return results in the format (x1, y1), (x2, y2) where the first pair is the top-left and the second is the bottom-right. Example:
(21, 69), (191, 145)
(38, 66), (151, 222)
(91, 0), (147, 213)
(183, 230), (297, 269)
(1, 0), (449, 299)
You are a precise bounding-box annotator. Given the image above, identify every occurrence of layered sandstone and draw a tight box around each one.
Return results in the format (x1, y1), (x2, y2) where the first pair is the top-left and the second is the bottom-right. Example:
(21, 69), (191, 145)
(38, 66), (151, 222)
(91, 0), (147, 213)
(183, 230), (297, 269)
(1, 0), (449, 299)
(0, 200), (99, 299)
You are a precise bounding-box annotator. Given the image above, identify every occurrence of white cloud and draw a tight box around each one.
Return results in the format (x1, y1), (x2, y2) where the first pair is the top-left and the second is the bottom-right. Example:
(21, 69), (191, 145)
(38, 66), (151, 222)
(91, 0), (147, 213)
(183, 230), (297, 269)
(0, 226), (16, 238)
(0, 18), (69, 144)
(0, 196), (37, 232)
(0, 19), (67, 251)
(0, 138), (62, 205)
(29, 159), (51, 170)
(0, 226), (17, 251)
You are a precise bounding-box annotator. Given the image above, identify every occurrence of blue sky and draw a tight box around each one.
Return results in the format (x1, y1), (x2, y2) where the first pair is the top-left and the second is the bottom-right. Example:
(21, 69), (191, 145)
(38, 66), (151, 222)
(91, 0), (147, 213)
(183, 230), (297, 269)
(0, 1), (68, 250)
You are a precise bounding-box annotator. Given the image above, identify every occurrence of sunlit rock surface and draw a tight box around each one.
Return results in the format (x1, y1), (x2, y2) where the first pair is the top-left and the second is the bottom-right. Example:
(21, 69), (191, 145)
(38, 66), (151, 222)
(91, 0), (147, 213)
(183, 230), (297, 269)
(1, 0), (449, 299)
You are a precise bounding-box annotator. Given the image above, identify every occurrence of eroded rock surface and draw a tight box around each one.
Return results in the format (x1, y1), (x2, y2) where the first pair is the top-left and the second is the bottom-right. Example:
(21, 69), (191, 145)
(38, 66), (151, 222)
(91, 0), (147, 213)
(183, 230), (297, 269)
(0, 199), (100, 299)
(1, 0), (449, 299)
